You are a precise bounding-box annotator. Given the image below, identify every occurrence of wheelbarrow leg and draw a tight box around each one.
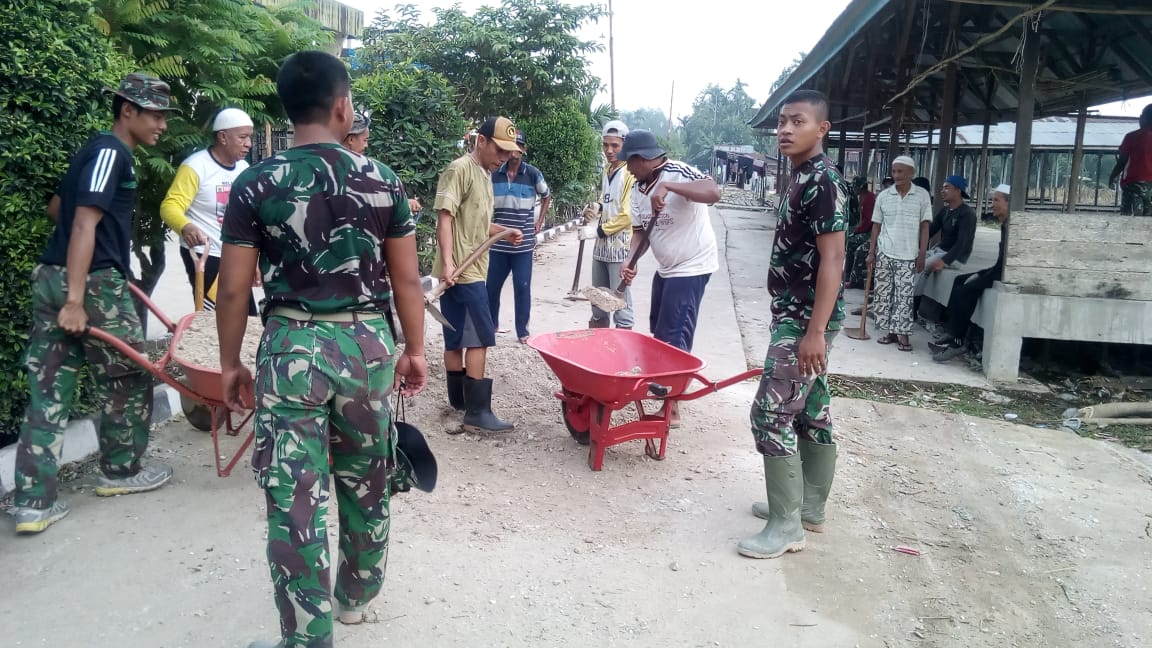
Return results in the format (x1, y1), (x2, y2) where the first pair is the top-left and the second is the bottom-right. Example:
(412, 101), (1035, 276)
(587, 404), (608, 471)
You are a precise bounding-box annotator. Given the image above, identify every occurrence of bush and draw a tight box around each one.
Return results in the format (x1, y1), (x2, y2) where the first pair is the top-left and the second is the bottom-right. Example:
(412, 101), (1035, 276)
(355, 63), (469, 272)
(0, 0), (128, 439)
(518, 97), (602, 225)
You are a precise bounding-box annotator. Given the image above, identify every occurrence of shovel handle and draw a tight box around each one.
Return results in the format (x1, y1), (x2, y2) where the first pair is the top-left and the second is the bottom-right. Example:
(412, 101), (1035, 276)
(192, 241), (212, 312)
(427, 229), (517, 301)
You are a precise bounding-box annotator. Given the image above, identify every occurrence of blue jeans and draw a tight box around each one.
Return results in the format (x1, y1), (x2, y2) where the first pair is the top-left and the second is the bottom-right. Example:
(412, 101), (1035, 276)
(650, 273), (710, 351)
(487, 250), (533, 339)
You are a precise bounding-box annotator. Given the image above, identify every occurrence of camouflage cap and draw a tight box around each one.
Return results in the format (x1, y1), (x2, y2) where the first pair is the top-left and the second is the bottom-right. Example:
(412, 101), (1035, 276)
(105, 72), (181, 112)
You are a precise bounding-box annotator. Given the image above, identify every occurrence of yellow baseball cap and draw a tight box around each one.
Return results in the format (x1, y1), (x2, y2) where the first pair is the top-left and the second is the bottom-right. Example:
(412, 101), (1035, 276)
(478, 116), (520, 152)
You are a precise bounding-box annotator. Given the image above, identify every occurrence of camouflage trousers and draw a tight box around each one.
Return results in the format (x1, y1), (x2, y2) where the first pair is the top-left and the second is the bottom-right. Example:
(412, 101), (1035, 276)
(750, 319), (839, 457)
(1121, 182), (1152, 216)
(14, 264), (152, 509)
(253, 315), (397, 648)
(844, 232), (871, 289)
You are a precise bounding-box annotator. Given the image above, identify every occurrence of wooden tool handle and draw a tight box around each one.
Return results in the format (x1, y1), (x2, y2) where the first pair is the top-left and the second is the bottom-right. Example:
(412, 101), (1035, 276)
(427, 229), (517, 300)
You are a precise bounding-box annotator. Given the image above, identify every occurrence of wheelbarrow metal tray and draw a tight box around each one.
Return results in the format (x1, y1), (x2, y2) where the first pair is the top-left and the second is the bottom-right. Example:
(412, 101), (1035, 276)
(526, 329), (706, 404)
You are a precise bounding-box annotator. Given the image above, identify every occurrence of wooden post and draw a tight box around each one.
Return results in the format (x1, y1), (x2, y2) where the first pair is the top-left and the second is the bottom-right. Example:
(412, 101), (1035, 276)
(1066, 92), (1089, 211)
(264, 122), (273, 158)
(1010, 17), (1041, 212)
(976, 116), (992, 213)
(837, 113), (848, 169)
(925, 123), (935, 181)
(934, 63), (958, 206)
(860, 126), (873, 181)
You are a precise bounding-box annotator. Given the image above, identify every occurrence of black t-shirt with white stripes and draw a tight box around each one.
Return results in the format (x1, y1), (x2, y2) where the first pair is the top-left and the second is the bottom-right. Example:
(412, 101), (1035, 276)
(41, 132), (137, 276)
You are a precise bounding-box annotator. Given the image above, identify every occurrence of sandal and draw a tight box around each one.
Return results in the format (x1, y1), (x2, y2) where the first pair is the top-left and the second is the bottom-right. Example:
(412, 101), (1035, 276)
(877, 333), (899, 345)
(897, 335), (913, 352)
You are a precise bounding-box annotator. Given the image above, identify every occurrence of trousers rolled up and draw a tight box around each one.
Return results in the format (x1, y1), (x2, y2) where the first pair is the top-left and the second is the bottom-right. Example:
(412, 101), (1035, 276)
(14, 264), (153, 509)
(590, 259), (633, 328)
(750, 319), (839, 457)
(252, 316), (396, 648)
(872, 252), (916, 335)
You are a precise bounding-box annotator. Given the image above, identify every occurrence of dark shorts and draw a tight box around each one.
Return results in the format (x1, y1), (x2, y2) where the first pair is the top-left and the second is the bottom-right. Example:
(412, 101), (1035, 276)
(179, 247), (258, 316)
(650, 273), (711, 352)
(441, 281), (496, 351)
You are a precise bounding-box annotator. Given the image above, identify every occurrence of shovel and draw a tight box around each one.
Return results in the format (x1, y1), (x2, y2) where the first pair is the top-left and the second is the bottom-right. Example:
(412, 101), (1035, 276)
(843, 260), (873, 340)
(565, 205), (596, 301)
(424, 229), (518, 330)
(565, 237), (589, 301)
(581, 211), (659, 313)
(192, 241), (212, 312)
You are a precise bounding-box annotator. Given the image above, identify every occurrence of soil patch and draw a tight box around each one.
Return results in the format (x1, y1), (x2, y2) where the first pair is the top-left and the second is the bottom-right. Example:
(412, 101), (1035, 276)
(172, 311), (262, 371)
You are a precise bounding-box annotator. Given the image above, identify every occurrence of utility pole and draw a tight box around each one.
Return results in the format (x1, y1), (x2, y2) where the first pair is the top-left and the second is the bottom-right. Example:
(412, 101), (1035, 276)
(667, 80), (675, 139)
(608, 0), (616, 109)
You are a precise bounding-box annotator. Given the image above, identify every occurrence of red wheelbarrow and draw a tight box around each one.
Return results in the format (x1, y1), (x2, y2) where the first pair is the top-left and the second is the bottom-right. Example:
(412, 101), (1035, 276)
(526, 329), (760, 471)
(85, 282), (255, 478)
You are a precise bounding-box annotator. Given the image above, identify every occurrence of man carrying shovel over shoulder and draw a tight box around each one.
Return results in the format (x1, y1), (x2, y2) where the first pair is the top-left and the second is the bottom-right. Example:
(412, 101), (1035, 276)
(618, 129), (721, 427)
(433, 116), (523, 433)
(739, 89), (848, 560)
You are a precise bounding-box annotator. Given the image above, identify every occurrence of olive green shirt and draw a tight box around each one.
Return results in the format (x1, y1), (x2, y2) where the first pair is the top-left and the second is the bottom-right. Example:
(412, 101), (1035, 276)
(432, 154), (493, 284)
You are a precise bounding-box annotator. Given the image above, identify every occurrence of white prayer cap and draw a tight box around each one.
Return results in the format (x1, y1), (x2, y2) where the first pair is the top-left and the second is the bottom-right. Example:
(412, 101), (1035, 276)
(993, 183), (1011, 195)
(891, 155), (916, 170)
(212, 108), (253, 132)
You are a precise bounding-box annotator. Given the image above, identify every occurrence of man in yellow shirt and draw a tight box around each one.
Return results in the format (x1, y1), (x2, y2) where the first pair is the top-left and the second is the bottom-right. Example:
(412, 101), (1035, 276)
(160, 108), (257, 313)
(433, 116), (523, 433)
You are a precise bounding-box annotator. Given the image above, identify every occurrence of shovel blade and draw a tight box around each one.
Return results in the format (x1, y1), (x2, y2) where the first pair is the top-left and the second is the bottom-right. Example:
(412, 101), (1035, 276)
(425, 302), (455, 331)
(842, 326), (869, 340)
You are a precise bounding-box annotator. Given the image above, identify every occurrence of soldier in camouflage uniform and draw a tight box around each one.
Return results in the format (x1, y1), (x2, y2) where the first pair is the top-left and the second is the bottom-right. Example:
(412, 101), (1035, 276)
(215, 52), (428, 648)
(739, 90), (848, 560)
(11, 73), (180, 535)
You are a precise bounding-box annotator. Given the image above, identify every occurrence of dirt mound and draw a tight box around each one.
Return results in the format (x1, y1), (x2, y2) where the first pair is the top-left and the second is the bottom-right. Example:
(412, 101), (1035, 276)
(173, 311), (262, 371)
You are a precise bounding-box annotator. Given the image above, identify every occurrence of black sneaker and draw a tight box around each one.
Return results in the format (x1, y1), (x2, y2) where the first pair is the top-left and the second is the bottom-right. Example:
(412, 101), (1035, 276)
(932, 344), (967, 363)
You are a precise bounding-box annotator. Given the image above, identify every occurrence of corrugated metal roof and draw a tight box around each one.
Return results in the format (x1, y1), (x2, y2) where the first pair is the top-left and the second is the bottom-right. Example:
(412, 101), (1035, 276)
(907, 116), (1138, 150)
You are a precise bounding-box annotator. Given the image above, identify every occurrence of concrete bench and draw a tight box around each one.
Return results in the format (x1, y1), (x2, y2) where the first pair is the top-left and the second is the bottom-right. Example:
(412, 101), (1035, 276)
(919, 226), (1000, 310)
(975, 212), (1152, 382)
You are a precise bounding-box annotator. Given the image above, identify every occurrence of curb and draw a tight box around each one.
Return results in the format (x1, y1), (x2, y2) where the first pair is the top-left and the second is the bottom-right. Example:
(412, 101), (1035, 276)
(0, 385), (181, 498)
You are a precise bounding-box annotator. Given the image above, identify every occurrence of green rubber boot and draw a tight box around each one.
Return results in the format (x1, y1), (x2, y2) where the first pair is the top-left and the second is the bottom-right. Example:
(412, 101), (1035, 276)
(798, 438), (837, 533)
(738, 454), (805, 559)
(750, 439), (838, 532)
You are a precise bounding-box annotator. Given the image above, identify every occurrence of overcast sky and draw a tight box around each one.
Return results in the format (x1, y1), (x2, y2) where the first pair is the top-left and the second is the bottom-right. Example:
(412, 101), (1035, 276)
(342, 0), (1149, 122)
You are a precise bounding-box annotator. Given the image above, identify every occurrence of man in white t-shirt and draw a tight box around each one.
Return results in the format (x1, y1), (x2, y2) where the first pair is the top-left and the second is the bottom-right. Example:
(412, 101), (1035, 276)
(866, 155), (932, 351)
(619, 130), (721, 425)
(160, 107), (257, 313)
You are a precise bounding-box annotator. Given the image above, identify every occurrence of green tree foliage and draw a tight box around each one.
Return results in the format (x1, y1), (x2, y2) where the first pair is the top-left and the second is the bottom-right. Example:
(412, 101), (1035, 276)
(92, 0), (331, 307)
(518, 97), (601, 222)
(0, 0), (129, 438)
(362, 0), (605, 121)
(678, 80), (762, 166)
(619, 107), (673, 135)
(354, 63), (468, 270)
(771, 52), (807, 93)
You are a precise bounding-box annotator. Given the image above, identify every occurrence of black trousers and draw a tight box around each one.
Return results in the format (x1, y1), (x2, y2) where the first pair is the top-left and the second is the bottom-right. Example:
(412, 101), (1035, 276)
(179, 247), (258, 316)
(945, 272), (993, 341)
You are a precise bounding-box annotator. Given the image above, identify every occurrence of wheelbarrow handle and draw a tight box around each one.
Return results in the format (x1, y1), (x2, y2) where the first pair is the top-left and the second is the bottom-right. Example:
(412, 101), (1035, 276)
(84, 325), (203, 403)
(672, 368), (762, 402)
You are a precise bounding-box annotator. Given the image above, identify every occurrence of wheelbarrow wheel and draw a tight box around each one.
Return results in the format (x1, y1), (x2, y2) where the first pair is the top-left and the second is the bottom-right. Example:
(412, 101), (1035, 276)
(181, 394), (213, 432)
(561, 401), (591, 446)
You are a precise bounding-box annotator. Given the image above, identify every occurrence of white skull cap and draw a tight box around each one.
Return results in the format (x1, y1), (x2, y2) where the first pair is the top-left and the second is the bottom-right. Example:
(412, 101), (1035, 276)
(212, 108), (253, 132)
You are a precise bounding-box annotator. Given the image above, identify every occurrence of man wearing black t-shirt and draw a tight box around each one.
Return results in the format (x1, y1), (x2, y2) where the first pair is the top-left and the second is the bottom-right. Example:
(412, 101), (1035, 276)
(11, 73), (180, 535)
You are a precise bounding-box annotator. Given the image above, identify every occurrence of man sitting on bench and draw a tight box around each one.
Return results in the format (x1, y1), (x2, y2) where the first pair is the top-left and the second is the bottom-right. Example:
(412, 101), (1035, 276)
(931, 184), (1011, 363)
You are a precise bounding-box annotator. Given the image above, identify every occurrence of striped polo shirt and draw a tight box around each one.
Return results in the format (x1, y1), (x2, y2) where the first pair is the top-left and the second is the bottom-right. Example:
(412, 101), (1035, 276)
(491, 160), (550, 254)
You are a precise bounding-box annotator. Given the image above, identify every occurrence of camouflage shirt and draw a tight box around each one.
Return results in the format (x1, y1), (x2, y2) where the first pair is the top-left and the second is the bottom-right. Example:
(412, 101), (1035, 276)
(768, 153), (849, 326)
(222, 143), (414, 315)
